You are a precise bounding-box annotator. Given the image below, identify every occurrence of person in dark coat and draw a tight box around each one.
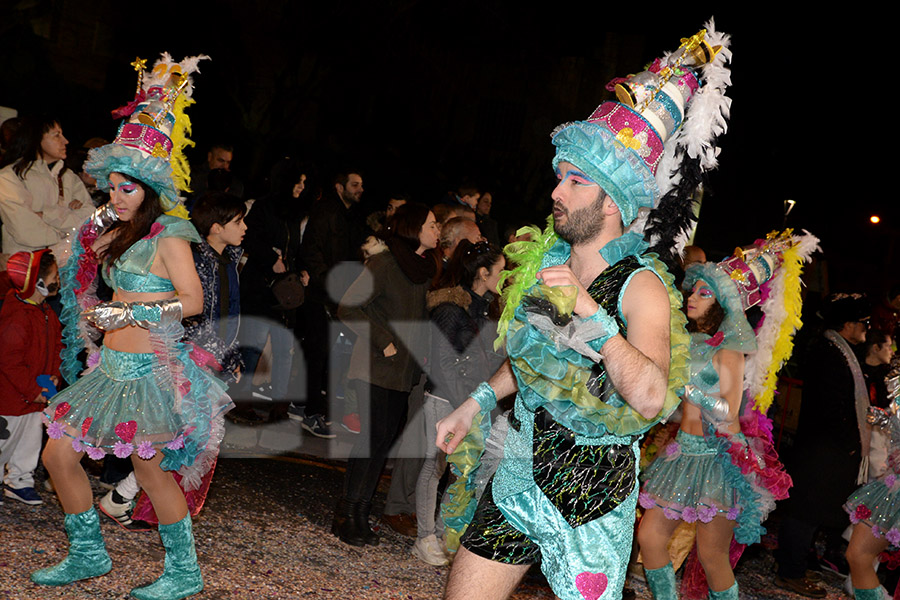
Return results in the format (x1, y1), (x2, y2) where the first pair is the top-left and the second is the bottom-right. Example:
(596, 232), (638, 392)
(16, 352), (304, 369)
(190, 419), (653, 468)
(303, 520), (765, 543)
(236, 157), (308, 421)
(775, 293), (871, 598)
(332, 202), (439, 547)
(297, 170), (369, 437)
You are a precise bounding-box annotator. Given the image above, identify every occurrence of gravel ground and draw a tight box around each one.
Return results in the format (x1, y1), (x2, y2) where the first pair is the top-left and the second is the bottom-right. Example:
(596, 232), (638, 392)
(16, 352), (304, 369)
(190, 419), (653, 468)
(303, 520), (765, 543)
(1, 454), (857, 600)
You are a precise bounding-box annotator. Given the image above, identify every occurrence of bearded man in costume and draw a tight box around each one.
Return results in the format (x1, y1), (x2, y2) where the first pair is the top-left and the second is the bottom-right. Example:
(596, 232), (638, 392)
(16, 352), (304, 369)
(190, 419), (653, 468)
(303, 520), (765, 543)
(436, 24), (732, 600)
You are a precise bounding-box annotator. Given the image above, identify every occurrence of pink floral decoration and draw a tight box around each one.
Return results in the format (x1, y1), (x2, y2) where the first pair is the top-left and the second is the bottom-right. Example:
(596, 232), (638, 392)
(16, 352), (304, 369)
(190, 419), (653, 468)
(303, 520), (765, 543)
(698, 505), (718, 523)
(85, 446), (106, 460)
(47, 421), (65, 439)
(887, 528), (900, 546)
(87, 352), (101, 368)
(886, 474), (897, 488)
(113, 441), (134, 459)
(855, 504), (873, 522)
(137, 441), (157, 460)
(166, 435), (185, 450)
(143, 222), (164, 240)
(726, 506), (741, 520)
(682, 506), (698, 523)
(665, 442), (681, 459)
(638, 492), (655, 510)
(873, 525), (883, 538)
(705, 331), (725, 347)
(72, 438), (85, 453)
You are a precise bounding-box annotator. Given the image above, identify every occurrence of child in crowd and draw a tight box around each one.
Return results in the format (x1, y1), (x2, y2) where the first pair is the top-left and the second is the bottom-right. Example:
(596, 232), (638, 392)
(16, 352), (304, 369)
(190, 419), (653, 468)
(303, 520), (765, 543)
(98, 192), (247, 528)
(0, 249), (63, 506)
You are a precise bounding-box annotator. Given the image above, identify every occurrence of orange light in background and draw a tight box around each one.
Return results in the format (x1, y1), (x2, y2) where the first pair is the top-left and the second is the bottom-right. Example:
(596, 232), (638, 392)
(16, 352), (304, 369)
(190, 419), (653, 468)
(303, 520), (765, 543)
(871, 215), (881, 224)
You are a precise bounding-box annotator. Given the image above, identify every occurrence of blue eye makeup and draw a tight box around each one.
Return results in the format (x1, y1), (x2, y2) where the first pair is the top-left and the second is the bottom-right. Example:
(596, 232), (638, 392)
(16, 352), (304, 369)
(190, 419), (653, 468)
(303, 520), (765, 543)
(555, 168), (597, 186)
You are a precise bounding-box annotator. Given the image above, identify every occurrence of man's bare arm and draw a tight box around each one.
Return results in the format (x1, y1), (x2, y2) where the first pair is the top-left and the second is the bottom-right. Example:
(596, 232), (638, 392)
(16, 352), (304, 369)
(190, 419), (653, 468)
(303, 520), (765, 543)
(436, 359), (516, 454)
(600, 270), (670, 419)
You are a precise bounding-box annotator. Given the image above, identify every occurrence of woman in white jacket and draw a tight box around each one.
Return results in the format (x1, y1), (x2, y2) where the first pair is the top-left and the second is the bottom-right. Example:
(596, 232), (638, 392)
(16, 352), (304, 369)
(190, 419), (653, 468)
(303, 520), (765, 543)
(0, 115), (93, 253)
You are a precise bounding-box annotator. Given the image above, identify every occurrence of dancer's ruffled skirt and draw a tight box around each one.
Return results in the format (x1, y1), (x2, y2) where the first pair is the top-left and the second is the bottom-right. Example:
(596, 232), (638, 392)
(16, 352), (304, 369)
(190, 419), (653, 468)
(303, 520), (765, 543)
(845, 472), (900, 547)
(639, 430), (740, 523)
(43, 345), (232, 490)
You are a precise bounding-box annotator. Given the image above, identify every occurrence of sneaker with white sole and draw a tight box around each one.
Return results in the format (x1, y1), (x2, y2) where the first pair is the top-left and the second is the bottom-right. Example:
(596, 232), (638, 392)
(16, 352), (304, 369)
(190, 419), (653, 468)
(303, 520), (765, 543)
(98, 490), (153, 531)
(301, 414), (336, 439)
(412, 534), (449, 566)
(4, 485), (42, 505)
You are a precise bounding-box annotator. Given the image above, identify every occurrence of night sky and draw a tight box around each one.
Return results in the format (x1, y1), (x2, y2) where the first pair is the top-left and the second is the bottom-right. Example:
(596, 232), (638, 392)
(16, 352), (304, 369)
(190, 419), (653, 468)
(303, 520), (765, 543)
(1, 2), (891, 298)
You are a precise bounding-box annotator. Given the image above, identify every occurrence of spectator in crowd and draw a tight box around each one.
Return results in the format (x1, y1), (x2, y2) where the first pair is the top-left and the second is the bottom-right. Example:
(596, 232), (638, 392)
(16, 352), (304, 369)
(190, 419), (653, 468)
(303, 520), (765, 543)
(438, 217), (483, 264)
(0, 115), (94, 253)
(1, 116), (21, 165)
(299, 169), (369, 437)
(366, 194), (408, 234)
(433, 203), (476, 226)
(859, 329), (895, 481)
(413, 239), (506, 566)
(776, 293), (871, 598)
(190, 143), (244, 200)
(238, 157), (307, 423)
(0, 249), (62, 507)
(475, 192), (500, 247)
(332, 202), (439, 547)
(445, 183), (480, 210)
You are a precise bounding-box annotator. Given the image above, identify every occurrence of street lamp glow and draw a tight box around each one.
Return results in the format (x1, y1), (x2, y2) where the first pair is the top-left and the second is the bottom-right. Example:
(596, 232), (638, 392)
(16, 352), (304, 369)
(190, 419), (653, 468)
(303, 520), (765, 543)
(871, 215), (881, 224)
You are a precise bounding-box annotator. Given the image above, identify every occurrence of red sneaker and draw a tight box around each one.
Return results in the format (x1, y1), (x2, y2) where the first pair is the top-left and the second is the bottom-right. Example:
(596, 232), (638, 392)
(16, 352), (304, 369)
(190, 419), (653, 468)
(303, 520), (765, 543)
(342, 413), (361, 434)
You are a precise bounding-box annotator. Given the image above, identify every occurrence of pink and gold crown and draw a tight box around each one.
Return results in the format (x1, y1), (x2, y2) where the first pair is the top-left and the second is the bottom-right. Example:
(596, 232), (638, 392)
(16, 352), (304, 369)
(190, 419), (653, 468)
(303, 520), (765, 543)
(587, 30), (721, 176)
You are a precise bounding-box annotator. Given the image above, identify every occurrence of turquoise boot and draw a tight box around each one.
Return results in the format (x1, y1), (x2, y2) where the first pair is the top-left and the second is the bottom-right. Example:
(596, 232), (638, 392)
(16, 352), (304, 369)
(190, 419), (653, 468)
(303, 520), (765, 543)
(709, 581), (738, 600)
(31, 508), (112, 586)
(131, 514), (203, 600)
(854, 587), (886, 600)
(644, 563), (678, 600)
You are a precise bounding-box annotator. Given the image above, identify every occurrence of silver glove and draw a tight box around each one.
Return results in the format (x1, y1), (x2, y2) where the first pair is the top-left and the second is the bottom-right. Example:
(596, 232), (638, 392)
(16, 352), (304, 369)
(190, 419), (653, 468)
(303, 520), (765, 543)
(685, 385), (731, 422)
(87, 203), (119, 233)
(83, 298), (183, 331)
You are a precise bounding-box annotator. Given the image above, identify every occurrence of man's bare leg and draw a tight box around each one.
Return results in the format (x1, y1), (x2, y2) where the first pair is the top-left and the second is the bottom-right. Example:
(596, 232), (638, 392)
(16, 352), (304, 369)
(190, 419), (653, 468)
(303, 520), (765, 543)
(444, 546), (531, 600)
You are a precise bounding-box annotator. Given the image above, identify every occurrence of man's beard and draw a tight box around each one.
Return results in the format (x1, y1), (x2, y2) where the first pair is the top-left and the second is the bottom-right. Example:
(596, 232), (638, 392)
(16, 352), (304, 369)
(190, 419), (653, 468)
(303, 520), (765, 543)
(553, 195), (606, 245)
(341, 190), (360, 204)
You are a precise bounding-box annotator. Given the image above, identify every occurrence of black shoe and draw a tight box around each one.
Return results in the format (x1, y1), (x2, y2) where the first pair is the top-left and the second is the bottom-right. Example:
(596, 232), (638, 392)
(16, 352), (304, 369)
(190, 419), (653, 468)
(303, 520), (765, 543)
(774, 575), (827, 599)
(332, 500), (366, 547)
(354, 501), (379, 546)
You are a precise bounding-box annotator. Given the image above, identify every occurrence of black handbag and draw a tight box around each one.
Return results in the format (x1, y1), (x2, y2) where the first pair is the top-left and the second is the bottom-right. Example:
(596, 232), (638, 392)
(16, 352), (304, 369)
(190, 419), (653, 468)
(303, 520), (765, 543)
(270, 272), (305, 309)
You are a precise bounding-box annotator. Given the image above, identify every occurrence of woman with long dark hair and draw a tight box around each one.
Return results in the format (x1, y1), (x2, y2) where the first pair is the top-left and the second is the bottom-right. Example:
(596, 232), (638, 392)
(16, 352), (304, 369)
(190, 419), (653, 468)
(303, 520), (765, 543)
(412, 239), (506, 565)
(637, 233), (813, 600)
(333, 201), (439, 546)
(31, 54), (230, 600)
(0, 115), (93, 253)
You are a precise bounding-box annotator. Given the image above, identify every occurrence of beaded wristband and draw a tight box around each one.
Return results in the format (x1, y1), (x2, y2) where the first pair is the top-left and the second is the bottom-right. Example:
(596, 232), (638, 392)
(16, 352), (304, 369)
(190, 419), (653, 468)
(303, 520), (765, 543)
(471, 381), (498, 412)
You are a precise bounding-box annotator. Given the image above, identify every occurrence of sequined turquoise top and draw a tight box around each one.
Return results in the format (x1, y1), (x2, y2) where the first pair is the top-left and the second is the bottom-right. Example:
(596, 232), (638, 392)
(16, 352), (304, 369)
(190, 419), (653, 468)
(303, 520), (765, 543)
(102, 215), (201, 293)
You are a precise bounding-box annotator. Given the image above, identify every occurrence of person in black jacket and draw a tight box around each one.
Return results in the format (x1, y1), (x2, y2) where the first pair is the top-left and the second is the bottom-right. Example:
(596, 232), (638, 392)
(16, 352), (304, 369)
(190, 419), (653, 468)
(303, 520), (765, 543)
(297, 170), (369, 437)
(412, 240), (506, 565)
(332, 202), (439, 547)
(775, 293), (871, 598)
(236, 157), (308, 422)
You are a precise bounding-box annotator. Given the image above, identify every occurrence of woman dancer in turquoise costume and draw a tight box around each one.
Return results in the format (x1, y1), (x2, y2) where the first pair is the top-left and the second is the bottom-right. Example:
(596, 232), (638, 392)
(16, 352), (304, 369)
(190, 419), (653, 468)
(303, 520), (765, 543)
(31, 54), (230, 600)
(637, 232), (816, 600)
(845, 384), (900, 600)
